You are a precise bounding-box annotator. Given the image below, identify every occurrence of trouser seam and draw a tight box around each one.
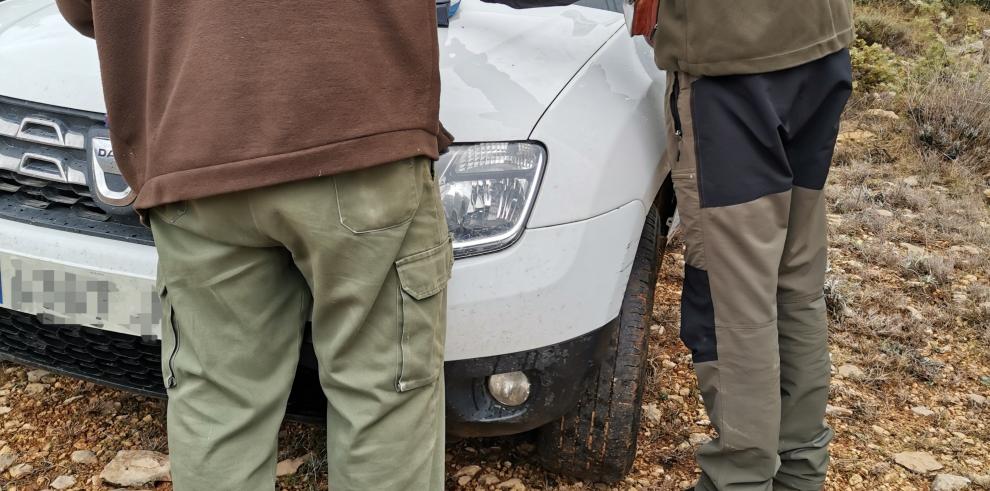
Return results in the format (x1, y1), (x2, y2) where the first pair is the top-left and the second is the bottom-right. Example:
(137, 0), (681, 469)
(689, 80), (709, 273)
(715, 319), (777, 330)
(778, 292), (824, 305)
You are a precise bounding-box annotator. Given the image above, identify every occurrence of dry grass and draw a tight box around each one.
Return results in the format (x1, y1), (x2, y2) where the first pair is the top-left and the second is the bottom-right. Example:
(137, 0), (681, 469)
(796, 4), (990, 486)
(908, 71), (990, 174)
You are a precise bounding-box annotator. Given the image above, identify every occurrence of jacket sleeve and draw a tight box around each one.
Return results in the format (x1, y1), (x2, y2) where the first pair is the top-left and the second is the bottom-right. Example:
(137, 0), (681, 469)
(54, 0), (95, 38)
(479, 0), (581, 8)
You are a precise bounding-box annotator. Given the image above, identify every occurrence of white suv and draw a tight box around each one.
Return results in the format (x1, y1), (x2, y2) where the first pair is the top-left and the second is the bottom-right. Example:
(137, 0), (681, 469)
(0, 0), (674, 481)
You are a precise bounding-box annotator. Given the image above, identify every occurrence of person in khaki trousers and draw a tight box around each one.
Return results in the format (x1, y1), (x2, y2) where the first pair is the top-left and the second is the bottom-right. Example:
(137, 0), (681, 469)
(653, 2), (855, 490)
(490, 0), (854, 488)
(55, 1), (452, 489)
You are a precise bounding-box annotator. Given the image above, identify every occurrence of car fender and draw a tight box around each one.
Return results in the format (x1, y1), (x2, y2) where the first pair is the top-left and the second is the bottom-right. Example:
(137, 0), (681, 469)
(528, 31), (668, 230)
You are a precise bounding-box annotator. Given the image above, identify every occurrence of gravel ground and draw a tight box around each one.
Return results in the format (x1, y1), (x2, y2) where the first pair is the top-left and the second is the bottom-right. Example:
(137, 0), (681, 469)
(1, 209), (987, 490)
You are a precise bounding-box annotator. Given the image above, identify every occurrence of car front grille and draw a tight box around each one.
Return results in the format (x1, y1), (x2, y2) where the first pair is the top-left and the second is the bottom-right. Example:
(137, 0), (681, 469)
(0, 307), (326, 420)
(0, 96), (112, 221)
(0, 170), (111, 221)
(0, 96), (151, 243)
(0, 307), (166, 396)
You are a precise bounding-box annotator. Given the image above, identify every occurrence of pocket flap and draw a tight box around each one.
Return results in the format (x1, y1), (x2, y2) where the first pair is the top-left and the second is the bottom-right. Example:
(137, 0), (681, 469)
(396, 241), (453, 300)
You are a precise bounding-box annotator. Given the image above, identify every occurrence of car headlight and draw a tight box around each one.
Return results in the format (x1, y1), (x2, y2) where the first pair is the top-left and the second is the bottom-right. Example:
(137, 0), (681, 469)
(436, 142), (546, 258)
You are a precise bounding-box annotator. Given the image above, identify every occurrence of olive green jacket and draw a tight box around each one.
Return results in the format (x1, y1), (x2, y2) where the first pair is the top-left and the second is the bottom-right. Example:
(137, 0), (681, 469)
(653, 0), (854, 76)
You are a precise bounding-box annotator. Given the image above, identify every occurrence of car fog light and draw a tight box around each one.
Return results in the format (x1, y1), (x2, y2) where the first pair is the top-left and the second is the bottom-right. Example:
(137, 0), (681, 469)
(488, 371), (531, 407)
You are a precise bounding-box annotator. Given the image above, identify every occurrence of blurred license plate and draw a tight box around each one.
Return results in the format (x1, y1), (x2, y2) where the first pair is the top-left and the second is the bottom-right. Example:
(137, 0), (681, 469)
(0, 252), (161, 338)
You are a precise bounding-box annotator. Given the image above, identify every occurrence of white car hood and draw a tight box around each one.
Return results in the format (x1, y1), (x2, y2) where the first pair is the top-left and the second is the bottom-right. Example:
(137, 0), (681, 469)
(0, 0), (105, 112)
(0, 0), (622, 141)
(439, 1), (622, 140)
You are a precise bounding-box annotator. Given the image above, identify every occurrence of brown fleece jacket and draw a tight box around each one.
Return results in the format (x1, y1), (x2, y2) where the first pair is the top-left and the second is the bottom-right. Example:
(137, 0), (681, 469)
(55, 0), (452, 210)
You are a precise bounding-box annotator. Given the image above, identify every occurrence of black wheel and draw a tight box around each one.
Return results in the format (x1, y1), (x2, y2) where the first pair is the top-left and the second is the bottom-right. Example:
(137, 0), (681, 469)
(536, 205), (662, 483)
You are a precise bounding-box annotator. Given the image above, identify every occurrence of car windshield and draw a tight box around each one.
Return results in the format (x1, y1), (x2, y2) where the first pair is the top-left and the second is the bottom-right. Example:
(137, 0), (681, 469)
(575, 0), (622, 12)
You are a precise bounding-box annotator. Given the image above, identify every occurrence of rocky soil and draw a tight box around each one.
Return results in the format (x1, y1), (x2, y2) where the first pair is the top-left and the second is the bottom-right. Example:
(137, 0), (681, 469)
(1, 207), (987, 490)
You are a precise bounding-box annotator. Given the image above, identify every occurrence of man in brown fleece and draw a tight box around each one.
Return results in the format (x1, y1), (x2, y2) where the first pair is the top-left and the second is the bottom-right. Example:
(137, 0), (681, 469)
(55, 1), (453, 490)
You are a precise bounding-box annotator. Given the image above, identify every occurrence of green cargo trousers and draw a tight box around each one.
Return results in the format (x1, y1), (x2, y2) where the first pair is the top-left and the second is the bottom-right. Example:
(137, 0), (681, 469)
(664, 50), (852, 491)
(150, 157), (452, 491)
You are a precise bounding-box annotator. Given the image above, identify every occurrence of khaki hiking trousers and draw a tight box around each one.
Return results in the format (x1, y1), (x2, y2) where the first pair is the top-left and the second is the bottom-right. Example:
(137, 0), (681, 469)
(150, 157), (452, 491)
(663, 49), (853, 491)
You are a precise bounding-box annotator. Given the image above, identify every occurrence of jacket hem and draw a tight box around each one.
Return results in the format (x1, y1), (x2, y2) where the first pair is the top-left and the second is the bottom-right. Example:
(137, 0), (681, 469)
(133, 129), (445, 211)
(662, 29), (853, 77)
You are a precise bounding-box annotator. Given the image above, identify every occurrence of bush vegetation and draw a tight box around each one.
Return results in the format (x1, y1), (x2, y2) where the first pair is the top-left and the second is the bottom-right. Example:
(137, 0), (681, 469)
(908, 71), (990, 173)
(851, 0), (990, 179)
(851, 0), (986, 91)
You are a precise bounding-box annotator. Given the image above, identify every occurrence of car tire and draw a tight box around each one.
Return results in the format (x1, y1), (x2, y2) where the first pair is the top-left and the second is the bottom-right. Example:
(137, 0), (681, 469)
(536, 205), (661, 483)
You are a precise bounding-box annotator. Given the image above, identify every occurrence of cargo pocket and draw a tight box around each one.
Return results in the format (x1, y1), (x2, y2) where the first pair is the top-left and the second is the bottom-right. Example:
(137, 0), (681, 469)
(669, 73), (706, 269)
(394, 240), (453, 392)
(157, 281), (180, 389)
(335, 158), (420, 234)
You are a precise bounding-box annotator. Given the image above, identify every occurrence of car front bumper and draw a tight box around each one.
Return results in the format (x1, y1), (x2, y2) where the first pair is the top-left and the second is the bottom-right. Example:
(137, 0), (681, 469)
(0, 200), (645, 430)
(0, 200), (645, 360)
(0, 305), (615, 434)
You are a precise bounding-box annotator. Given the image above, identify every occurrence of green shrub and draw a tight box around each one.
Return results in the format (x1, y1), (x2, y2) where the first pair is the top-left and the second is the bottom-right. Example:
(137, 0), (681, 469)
(909, 0), (950, 16)
(913, 37), (954, 78)
(855, 13), (917, 54)
(851, 39), (906, 92)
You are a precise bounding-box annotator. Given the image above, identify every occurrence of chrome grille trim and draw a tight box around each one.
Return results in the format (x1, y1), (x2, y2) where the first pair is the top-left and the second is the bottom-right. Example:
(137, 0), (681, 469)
(18, 152), (68, 182)
(0, 96), (107, 218)
(0, 96), (97, 146)
(0, 97), (148, 242)
(0, 111), (88, 150)
(0, 144), (88, 186)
